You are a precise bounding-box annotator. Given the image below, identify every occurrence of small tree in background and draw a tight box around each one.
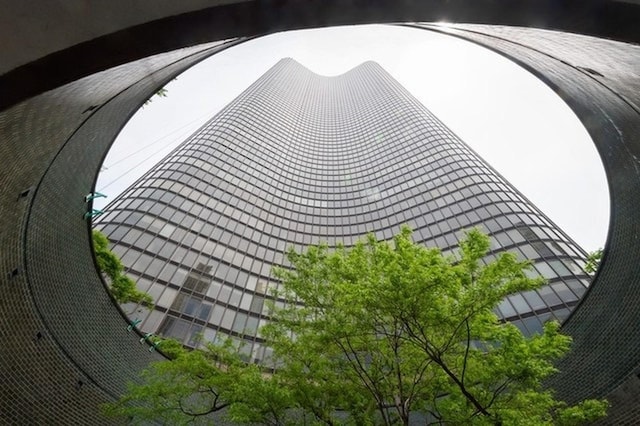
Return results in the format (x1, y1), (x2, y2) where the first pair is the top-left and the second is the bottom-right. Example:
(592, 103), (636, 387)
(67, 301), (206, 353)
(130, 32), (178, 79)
(103, 339), (293, 425)
(143, 81), (174, 107)
(584, 248), (603, 274)
(92, 229), (124, 278)
(92, 229), (153, 308)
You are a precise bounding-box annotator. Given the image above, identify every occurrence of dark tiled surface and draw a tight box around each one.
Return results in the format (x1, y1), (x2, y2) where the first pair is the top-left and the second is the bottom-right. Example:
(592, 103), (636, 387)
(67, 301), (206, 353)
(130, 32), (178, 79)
(0, 40), (243, 424)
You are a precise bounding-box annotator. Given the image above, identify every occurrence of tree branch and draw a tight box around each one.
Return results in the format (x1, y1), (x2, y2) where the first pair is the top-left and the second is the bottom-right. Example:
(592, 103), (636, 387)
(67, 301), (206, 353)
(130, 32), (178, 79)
(461, 319), (471, 387)
(335, 336), (391, 424)
(432, 356), (492, 420)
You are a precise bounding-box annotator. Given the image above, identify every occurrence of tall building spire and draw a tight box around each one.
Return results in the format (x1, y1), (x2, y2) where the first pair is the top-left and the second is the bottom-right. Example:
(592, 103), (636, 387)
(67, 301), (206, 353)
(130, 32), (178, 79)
(97, 59), (590, 362)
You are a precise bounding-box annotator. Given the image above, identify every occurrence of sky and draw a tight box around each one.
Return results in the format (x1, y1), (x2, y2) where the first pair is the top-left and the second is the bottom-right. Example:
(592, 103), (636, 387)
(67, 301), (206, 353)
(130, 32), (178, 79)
(94, 24), (609, 252)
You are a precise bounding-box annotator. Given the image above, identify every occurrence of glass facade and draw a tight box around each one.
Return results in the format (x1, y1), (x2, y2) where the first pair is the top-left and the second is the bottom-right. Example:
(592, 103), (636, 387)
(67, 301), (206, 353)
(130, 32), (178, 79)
(96, 58), (590, 362)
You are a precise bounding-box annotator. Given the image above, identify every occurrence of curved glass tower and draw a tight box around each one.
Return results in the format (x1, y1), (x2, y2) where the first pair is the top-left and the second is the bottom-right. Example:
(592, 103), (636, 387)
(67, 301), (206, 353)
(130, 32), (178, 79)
(96, 58), (590, 362)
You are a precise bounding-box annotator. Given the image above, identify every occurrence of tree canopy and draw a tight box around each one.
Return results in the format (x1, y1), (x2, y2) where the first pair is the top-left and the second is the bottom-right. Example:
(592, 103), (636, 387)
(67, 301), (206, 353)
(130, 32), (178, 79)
(103, 339), (293, 425)
(104, 228), (607, 425)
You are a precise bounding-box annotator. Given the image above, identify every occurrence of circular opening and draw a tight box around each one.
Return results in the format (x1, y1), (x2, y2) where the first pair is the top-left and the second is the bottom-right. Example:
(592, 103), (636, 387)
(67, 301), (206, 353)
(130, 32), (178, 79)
(92, 24), (610, 348)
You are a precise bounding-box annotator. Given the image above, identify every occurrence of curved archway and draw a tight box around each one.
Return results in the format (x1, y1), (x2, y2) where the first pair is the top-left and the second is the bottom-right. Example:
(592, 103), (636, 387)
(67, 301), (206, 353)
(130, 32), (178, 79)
(1, 3), (639, 423)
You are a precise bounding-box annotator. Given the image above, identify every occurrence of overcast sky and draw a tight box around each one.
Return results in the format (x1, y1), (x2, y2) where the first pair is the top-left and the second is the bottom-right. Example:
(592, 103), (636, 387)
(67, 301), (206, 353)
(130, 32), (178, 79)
(94, 24), (609, 252)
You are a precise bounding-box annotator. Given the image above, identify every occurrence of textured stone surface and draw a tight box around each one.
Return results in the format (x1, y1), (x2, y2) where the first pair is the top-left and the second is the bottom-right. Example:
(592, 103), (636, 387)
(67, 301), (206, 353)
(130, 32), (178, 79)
(3, 1), (640, 111)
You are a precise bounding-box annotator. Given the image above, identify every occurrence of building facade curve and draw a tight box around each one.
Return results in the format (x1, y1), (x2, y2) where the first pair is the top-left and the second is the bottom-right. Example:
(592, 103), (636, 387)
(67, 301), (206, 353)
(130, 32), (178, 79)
(97, 58), (591, 363)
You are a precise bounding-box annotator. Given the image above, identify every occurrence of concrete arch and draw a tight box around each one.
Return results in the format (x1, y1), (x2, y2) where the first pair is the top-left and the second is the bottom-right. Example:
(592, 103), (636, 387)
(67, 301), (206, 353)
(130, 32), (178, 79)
(1, 2), (639, 423)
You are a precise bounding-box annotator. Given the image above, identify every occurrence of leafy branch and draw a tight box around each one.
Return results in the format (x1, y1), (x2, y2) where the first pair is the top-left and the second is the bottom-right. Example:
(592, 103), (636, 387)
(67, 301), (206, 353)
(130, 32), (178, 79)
(92, 229), (153, 309)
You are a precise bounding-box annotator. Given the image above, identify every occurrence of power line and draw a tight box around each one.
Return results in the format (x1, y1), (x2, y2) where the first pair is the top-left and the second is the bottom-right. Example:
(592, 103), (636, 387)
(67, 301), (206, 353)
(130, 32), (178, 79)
(104, 110), (215, 168)
(97, 110), (216, 192)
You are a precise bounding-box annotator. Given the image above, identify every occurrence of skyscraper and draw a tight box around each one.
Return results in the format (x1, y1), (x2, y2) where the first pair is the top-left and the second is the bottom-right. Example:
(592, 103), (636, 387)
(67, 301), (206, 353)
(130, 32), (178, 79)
(96, 58), (590, 363)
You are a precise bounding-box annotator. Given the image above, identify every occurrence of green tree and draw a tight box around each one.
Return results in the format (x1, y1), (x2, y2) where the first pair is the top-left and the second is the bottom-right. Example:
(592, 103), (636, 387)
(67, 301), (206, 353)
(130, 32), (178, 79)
(92, 228), (123, 279)
(104, 228), (607, 425)
(103, 340), (293, 425)
(110, 274), (153, 307)
(584, 248), (603, 274)
(263, 227), (607, 425)
(92, 229), (153, 307)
